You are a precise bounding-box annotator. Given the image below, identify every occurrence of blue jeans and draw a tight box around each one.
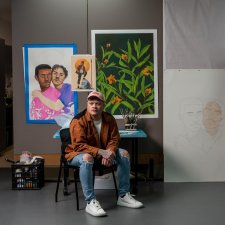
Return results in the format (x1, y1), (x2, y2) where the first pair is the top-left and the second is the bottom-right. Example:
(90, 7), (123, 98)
(68, 148), (130, 202)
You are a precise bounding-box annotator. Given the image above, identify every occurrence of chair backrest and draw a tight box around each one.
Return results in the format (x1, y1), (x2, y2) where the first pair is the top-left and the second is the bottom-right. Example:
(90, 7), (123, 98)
(59, 128), (71, 154)
(59, 109), (86, 154)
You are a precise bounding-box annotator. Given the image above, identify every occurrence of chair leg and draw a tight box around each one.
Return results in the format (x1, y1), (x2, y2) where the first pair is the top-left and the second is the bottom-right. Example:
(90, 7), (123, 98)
(112, 169), (118, 199)
(93, 170), (95, 186)
(55, 159), (63, 202)
(63, 166), (70, 196)
(73, 169), (79, 210)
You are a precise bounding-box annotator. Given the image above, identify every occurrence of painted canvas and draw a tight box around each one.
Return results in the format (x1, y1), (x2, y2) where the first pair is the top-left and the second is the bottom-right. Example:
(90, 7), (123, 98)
(91, 30), (158, 118)
(71, 54), (96, 91)
(23, 44), (78, 124)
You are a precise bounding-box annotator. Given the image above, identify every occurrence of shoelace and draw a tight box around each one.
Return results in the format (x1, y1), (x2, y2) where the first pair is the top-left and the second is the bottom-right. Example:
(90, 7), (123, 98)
(124, 193), (137, 202)
(92, 200), (101, 209)
(127, 193), (134, 200)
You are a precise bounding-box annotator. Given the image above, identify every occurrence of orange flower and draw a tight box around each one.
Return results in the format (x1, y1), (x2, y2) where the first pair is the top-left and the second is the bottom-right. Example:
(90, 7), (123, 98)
(103, 59), (109, 64)
(107, 74), (117, 84)
(121, 54), (128, 61)
(145, 87), (152, 96)
(142, 67), (150, 76)
(112, 96), (122, 104)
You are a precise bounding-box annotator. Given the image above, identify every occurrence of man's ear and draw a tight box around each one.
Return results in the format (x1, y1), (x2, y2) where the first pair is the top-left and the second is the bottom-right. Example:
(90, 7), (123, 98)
(35, 75), (38, 81)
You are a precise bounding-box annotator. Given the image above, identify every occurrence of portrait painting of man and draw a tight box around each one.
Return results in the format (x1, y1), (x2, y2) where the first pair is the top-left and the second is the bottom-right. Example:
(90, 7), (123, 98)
(71, 54), (96, 92)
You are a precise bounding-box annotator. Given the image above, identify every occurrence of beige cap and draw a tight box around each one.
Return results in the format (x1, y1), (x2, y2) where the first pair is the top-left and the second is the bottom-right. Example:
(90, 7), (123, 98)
(87, 91), (105, 102)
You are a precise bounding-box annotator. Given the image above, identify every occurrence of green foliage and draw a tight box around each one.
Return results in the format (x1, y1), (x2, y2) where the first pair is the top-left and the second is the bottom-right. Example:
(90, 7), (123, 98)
(96, 38), (155, 115)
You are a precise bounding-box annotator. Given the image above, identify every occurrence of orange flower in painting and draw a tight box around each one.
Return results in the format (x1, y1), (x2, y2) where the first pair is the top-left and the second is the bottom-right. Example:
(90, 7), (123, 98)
(103, 59), (109, 64)
(145, 87), (152, 96)
(107, 74), (117, 84)
(112, 96), (122, 104)
(121, 54), (128, 61)
(142, 67), (150, 76)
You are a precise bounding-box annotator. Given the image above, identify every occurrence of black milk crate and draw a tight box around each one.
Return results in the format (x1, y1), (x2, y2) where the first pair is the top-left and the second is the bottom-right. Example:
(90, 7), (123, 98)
(11, 159), (44, 190)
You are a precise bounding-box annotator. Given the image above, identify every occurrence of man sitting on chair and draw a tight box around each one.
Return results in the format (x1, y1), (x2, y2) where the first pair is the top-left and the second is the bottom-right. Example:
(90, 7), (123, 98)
(65, 91), (143, 217)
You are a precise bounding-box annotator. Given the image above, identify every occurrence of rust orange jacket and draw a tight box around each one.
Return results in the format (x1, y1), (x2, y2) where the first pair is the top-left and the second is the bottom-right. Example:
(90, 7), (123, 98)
(65, 109), (120, 161)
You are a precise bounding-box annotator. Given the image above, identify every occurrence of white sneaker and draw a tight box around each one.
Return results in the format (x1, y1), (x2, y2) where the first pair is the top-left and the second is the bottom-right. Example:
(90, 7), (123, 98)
(117, 192), (143, 208)
(85, 199), (107, 217)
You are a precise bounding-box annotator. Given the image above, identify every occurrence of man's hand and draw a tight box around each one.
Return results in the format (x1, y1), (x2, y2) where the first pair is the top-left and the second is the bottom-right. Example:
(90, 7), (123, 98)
(101, 157), (113, 167)
(98, 149), (115, 167)
(98, 149), (115, 160)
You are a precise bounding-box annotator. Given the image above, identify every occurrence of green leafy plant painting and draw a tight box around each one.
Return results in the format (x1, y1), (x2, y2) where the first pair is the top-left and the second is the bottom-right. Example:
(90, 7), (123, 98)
(92, 30), (158, 118)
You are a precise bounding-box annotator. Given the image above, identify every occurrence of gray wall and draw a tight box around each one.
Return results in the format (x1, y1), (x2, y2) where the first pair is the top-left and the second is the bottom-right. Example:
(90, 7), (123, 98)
(12, 0), (163, 155)
(0, 38), (6, 152)
(0, 0), (11, 45)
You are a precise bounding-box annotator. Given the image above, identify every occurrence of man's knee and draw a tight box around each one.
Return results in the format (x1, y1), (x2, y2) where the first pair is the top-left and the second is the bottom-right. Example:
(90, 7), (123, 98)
(82, 153), (94, 163)
(121, 149), (129, 158)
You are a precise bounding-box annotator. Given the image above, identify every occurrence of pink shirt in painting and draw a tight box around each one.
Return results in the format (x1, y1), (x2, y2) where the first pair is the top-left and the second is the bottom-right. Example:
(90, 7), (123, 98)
(30, 86), (61, 120)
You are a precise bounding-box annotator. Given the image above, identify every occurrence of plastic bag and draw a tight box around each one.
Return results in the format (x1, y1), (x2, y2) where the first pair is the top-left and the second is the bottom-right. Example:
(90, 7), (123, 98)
(20, 151), (32, 164)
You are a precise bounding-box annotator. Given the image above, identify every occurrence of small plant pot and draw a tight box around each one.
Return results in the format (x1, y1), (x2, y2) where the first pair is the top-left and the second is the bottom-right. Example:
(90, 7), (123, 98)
(125, 123), (137, 130)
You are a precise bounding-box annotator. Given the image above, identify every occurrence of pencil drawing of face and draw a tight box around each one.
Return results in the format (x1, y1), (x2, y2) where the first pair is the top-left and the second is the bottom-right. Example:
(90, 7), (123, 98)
(179, 98), (203, 134)
(202, 101), (223, 136)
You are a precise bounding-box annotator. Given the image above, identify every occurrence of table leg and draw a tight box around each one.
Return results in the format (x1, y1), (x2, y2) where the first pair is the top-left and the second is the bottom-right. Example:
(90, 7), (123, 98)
(131, 138), (138, 194)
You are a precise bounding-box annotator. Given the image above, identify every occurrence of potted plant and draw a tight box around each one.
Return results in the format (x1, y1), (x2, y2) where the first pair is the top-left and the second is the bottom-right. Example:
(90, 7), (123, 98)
(120, 108), (142, 130)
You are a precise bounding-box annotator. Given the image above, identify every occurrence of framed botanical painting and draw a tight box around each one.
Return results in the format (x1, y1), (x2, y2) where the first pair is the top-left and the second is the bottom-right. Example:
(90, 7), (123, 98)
(23, 43), (78, 124)
(71, 54), (96, 91)
(91, 29), (158, 118)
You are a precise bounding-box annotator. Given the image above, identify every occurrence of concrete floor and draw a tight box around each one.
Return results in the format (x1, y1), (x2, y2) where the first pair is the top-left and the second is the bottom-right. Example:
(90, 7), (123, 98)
(1, 168), (225, 225)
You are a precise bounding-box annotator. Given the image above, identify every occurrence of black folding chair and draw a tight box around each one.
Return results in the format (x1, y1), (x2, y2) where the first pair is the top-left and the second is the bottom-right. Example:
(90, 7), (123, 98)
(55, 128), (118, 210)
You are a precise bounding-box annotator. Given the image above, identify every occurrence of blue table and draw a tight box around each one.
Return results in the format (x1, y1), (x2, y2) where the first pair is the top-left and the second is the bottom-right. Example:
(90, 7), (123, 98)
(54, 129), (147, 139)
(119, 129), (147, 193)
(54, 129), (147, 193)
